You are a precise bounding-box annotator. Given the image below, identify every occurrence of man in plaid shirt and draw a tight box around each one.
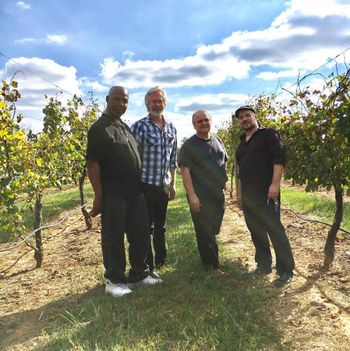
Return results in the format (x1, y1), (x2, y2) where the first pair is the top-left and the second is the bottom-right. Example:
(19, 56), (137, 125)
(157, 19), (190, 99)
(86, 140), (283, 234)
(131, 87), (177, 278)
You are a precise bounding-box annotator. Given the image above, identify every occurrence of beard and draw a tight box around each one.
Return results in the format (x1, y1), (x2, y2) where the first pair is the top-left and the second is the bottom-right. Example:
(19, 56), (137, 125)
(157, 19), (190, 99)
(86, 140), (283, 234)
(150, 107), (164, 117)
(242, 123), (256, 132)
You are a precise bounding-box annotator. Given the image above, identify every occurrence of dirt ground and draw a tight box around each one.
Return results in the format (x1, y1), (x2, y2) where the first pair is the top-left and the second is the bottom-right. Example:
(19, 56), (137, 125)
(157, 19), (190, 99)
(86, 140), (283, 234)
(0, 197), (350, 351)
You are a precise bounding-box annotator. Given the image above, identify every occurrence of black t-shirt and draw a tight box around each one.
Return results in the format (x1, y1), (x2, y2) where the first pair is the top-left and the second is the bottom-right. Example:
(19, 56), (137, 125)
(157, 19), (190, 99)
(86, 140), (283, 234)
(236, 127), (286, 204)
(178, 134), (228, 192)
(86, 113), (142, 196)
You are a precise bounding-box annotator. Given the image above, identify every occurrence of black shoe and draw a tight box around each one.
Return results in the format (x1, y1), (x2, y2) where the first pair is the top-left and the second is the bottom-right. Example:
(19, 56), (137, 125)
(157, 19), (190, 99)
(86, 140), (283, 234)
(249, 266), (272, 276)
(274, 272), (293, 287)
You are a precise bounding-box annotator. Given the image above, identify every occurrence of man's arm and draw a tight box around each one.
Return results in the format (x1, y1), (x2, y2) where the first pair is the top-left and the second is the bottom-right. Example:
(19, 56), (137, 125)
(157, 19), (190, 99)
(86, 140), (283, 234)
(267, 129), (285, 200)
(169, 127), (177, 201)
(268, 164), (284, 200)
(180, 166), (200, 212)
(87, 159), (103, 217)
(169, 167), (177, 200)
(236, 178), (242, 210)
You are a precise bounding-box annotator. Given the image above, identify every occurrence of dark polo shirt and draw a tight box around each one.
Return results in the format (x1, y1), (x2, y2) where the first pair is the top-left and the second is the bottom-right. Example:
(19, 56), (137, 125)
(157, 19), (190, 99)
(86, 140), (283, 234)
(178, 134), (228, 193)
(236, 127), (286, 205)
(86, 113), (142, 196)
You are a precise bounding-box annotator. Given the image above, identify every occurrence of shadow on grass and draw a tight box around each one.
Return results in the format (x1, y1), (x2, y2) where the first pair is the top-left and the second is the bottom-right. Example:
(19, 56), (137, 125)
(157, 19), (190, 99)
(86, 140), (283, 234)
(1, 184), (285, 351)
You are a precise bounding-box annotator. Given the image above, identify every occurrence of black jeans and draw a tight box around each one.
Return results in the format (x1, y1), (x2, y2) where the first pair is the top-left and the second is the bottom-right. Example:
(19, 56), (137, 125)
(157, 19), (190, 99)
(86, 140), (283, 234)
(141, 183), (169, 270)
(101, 192), (150, 284)
(243, 199), (295, 275)
(189, 189), (225, 270)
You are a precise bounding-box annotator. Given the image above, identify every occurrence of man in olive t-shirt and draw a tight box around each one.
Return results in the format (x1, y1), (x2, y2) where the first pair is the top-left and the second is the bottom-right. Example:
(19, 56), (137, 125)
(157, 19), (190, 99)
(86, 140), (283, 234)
(179, 109), (228, 272)
(86, 86), (162, 297)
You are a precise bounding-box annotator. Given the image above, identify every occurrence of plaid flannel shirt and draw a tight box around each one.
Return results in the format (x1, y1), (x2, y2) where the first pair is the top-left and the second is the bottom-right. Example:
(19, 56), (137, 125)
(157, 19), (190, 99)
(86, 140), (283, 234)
(131, 114), (177, 188)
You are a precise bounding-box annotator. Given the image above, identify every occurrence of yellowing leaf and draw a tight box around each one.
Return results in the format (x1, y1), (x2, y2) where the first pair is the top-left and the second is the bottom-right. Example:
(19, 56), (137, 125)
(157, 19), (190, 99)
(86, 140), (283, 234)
(35, 158), (43, 167)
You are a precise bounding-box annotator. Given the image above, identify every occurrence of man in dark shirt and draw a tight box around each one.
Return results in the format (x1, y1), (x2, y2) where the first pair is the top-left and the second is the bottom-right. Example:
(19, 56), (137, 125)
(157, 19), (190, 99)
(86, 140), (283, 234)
(235, 105), (294, 287)
(179, 109), (228, 272)
(86, 86), (162, 297)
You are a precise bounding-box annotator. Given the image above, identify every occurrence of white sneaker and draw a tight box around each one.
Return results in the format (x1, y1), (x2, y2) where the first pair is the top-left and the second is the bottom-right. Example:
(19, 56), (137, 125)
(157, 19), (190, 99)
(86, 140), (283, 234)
(141, 275), (163, 285)
(105, 280), (132, 297)
(128, 275), (162, 288)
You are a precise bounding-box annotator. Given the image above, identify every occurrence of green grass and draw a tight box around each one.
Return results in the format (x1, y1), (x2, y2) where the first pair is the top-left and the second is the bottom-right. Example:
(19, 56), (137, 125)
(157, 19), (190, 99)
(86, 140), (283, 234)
(4, 179), (349, 350)
(0, 184), (95, 243)
(281, 186), (350, 231)
(23, 184), (95, 230)
(19, 180), (284, 351)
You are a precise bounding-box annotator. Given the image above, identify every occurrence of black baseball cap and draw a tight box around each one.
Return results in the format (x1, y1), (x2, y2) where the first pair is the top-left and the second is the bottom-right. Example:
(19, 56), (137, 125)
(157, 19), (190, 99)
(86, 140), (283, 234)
(234, 105), (256, 118)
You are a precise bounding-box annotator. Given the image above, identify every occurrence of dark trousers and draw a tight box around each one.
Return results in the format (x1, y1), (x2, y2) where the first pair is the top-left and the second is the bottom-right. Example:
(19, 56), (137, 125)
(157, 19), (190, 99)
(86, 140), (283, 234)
(141, 183), (169, 270)
(243, 200), (295, 275)
(101, 192), (150, 284)
(190, 189), (225, 270)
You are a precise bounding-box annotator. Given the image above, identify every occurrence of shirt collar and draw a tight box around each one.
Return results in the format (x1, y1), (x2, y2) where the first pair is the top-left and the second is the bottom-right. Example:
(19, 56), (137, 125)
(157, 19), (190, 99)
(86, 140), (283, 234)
(146, 113), (170, 126)
(240, 125), (265, 141)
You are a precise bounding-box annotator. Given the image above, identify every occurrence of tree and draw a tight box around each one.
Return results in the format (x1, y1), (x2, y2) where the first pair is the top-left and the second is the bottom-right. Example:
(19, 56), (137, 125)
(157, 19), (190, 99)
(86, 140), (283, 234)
(262, 71), (350, 269)
(0, 80), (33, 241)
(1, 80), (98, 266)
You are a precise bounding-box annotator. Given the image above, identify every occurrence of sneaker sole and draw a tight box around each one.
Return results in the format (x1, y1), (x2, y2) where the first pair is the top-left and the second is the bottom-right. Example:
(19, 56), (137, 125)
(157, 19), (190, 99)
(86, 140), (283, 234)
(128, 279), (163, 288)
(105, 290), (132, 297)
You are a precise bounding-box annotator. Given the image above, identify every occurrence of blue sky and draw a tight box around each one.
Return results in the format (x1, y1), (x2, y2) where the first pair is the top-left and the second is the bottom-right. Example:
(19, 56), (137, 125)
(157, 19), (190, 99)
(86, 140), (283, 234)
(1, 0), (350, 142)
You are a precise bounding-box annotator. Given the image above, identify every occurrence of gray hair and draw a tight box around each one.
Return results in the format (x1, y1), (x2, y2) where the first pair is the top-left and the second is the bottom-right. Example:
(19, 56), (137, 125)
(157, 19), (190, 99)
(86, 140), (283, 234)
(144, 86), (167, 108)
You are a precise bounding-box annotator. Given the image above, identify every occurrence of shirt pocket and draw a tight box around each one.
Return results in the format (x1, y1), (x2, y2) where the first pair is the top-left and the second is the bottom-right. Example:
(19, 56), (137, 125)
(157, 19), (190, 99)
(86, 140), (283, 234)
(145, 132), (158, 146)
(166, 132), (175, 146)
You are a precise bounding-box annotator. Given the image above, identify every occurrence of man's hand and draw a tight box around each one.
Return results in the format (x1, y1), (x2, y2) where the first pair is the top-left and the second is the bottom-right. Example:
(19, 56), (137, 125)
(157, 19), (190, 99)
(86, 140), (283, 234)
(267, 183), (279, 200)
(169, 184), (176, 201)
(89, 195), (102, 217)
(188, 193), (201, 212)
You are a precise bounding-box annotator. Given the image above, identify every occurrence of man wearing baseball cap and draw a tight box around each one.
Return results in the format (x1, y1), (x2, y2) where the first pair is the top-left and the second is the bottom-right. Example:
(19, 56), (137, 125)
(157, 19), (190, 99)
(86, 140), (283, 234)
(235, 105), (294, 287)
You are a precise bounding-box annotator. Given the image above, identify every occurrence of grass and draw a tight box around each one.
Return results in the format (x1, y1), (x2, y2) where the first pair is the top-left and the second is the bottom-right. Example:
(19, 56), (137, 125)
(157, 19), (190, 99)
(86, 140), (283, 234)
(23, 184), (95, 230)
(21, 180), (283, 351)
(281, 185), (350, 231)
(4, 179), (349, 350)
(0, 184), (94, 243)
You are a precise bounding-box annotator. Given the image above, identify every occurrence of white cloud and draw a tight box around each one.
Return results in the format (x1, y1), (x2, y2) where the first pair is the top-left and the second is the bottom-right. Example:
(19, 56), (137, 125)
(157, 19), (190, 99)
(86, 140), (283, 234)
(17, 1), (30, 10)
(257, 69), (299, 80)
(79, 77), (108, 93)
(100, 57), (120, 80)
(1, 57), (81, 132)
(129, 92), (146, 107)
(100, 54), (249, 88)
(15, 34), (68, 46)
(15, 37), (37, 44)
(46, 34), (68, 44)
(99, 0), (350, 88)
(175, 93), (249, 113)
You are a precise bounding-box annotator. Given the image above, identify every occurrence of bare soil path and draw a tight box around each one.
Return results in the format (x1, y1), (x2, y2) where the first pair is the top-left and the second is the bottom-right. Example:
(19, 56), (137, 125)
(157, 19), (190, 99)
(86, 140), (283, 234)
(0, 199), (350, 350)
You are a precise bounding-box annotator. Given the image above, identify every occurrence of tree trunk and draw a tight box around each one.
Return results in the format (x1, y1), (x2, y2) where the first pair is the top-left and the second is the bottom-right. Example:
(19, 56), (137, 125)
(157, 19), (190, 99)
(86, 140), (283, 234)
(79, 167), (92, 229)
(323, 186), (343, 270)
(34, 193), (43, 268)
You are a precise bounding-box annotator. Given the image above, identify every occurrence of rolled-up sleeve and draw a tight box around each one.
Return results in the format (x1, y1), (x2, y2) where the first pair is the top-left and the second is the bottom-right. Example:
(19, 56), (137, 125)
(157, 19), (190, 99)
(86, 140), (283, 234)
(86, 126), (104, 162)
(267, 129), (286, 165)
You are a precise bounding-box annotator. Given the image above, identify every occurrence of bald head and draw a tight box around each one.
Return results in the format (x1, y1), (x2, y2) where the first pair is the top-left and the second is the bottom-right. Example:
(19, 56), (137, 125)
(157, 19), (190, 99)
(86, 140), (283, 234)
(108, 86), (128, 98)
(192, 109), (211, 124)
(192, 109), (212, 139)
(105, 86), (129, 118)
